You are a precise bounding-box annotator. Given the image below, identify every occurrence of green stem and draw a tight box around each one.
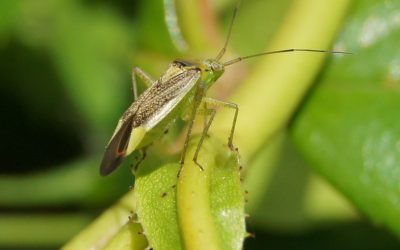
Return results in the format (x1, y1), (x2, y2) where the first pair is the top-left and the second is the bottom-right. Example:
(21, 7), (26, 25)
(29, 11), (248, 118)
(61, 191), (136, 250)
(176, 136), (245, 250)
(176, 0), (220, 54)
(177, 139), (220, 250)
(212, 0), (352, 159)
(103, 222), (148, 250)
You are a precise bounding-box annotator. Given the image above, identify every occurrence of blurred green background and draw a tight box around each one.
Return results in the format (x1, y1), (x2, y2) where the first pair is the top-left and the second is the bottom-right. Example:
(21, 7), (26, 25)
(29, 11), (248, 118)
(0, 0), (399, 249)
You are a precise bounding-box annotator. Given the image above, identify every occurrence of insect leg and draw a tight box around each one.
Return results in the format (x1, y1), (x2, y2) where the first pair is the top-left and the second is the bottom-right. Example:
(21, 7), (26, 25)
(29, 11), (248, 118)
(132, 67), (155, 100)
(131, 147), (148, 173)
(178, 85), (204, 176)
(202, 101), (209, 130)
(202, 97), (239, 150)
(193, 107), (217, 171)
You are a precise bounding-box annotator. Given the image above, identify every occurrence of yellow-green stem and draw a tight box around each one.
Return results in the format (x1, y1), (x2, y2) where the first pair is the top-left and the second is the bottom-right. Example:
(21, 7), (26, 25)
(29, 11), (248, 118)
(177, 139), (220, 250)
(213, 0), (352, 159)
(62, 191), (135, 250)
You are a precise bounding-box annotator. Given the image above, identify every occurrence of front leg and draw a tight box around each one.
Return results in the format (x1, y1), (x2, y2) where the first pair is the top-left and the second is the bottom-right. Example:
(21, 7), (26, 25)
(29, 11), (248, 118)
(189, 97), (239, 171)
(178, 84), (204, 177)
(192, 107), (217, 171)
(201, 97), (239, 150)
(130, 146), (149, 174)
(132, 67), (156, 100)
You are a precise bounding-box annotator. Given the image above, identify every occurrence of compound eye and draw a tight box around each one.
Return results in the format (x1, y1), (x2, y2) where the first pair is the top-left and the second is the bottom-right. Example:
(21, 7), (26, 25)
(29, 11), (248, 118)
(174, 60), (194, 68)
(211, 62), (221, 71)
(172, 61), (180, 67)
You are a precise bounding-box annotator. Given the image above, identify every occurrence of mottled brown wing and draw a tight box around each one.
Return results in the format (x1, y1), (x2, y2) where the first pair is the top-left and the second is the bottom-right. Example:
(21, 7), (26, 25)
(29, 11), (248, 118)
(133, 68), (201, 129)
(100, 116), (133, 176)
(100, 68), (201, 176)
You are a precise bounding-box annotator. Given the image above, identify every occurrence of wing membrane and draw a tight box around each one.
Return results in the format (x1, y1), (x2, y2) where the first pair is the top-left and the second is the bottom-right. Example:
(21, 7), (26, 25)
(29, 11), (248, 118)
(100, 116), (133, 176)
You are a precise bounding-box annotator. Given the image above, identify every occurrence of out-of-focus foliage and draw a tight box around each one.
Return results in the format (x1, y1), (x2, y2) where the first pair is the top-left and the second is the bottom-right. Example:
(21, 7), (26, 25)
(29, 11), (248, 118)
(292, 0), (400, 234)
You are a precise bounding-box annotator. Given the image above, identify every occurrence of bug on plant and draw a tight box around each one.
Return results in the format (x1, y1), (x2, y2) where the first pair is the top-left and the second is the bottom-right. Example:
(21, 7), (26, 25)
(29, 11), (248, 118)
(99, 0), (349, 176)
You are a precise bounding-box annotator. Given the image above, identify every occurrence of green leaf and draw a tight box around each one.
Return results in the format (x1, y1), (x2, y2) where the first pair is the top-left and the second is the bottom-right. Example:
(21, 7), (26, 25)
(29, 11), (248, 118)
(134, 163), (183, 250)
(292, 0), (400, 234)
(137, 0), (178, 55)
(134, 136), (245, 250)
(245, 131), (357, 231)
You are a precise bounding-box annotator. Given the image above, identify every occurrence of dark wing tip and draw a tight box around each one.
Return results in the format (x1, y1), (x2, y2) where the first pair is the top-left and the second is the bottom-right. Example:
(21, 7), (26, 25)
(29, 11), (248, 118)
(100, 154), (124, 176)
(99, 117), (133, 176)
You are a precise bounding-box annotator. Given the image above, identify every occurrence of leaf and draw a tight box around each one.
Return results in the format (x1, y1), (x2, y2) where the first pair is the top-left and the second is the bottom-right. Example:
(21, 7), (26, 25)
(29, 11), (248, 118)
(134, 163), (183, 250)
(292, 0), (400, 234)
(134, 136), (245, 250)
(245, 131), (357, 231)
(137, 0), (178, 55)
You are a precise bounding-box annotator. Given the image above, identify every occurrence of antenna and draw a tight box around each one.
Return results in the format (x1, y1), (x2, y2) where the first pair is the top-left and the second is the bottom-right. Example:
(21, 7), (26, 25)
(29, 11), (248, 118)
(223, 48), (352, 66)
(215, 0), (242, 61)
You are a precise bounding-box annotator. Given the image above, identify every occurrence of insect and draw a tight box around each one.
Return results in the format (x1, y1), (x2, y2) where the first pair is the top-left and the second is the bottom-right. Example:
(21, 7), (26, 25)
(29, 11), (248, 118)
(100, 0), (349, 176)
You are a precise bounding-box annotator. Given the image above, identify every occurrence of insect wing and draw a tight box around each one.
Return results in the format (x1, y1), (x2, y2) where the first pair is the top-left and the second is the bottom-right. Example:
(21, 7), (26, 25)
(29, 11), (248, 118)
(100, 116), (134, 176)
(141, 69), (201, 130)
(100, 67), (200, 176)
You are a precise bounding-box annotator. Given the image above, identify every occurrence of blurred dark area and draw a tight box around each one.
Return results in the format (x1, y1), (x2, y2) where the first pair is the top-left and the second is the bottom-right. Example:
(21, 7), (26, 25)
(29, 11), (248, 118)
(0, 41), (84, 173)
(84, 0), (137, 18)
(245, 222), (399, 250)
